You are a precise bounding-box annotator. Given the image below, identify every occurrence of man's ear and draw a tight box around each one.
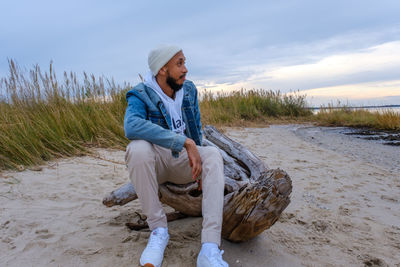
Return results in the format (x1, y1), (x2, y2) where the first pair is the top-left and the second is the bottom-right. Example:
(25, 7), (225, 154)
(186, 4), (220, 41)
(158, 66), (168, 76)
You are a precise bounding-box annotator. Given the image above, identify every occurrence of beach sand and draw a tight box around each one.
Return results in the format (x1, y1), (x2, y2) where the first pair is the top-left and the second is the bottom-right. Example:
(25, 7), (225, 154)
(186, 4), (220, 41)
(1, 125), (399, 266)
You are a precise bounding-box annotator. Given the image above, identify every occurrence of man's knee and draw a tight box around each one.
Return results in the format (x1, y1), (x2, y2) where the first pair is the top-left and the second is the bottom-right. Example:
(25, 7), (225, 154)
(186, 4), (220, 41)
(201, 146), (224, 179)
(125, 140), (155, 166)
(202, 146), (223, 165)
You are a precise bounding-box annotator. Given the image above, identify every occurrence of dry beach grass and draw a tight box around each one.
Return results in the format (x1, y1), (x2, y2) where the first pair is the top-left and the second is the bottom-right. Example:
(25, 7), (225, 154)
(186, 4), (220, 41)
(0, 61), (312, 170)
(1, 61), (399, 171)
(313, 107), (400, 131)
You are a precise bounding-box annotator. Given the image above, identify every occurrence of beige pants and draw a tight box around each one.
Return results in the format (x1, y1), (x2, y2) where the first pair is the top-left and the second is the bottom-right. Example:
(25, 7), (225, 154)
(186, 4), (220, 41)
(125, 140), (225, 245)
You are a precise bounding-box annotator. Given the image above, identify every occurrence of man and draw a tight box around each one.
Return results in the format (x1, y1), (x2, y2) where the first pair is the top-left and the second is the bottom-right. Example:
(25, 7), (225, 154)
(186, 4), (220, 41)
(124, 45), (229, 267)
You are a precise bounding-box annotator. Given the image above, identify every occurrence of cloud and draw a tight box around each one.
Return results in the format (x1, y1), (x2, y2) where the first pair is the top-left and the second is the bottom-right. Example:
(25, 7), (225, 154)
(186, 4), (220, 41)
(264, 41), (400, 86)
(189, 24), (400, 83)
(198, 39), (400, 105)
(1, 0), (400, 108)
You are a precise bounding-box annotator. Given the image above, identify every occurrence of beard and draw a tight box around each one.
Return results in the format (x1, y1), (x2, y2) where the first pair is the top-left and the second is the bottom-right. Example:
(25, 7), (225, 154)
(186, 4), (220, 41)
(166, 73), (185, 92)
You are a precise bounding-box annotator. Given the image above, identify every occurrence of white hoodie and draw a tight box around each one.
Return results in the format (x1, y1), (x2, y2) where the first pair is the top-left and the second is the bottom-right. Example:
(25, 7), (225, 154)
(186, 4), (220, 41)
(144, 70), (186, 136)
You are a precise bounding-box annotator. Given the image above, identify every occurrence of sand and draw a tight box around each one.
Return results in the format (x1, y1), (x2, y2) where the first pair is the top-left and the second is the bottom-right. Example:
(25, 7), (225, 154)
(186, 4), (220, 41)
(1, 125), (399, 267)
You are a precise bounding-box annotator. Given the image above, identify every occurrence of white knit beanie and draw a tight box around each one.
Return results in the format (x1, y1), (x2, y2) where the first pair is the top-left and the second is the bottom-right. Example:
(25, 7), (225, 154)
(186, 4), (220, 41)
(148, 45), (182, 76)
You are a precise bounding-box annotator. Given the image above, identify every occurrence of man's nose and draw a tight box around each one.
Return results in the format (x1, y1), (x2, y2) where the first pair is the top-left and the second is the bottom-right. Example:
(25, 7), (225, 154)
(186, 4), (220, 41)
(182, 65), (188, 73)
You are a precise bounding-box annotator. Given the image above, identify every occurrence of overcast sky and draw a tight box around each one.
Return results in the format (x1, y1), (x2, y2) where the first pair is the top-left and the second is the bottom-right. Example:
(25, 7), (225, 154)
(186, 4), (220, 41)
(1, 0), (400, 106)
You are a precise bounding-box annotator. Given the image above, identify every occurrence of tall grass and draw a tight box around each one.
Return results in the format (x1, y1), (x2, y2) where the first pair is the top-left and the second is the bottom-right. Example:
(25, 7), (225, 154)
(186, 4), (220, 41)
(1, 61), (313, 170)
(313, 106), (400, 131)
(200, 89), (312, 125)
(0, 60), (130, 170)
(6, 61), (398, 170)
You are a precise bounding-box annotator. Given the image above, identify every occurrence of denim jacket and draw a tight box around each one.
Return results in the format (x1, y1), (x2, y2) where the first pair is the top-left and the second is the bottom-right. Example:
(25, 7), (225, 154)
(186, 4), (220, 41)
(124, 80), (203, 158)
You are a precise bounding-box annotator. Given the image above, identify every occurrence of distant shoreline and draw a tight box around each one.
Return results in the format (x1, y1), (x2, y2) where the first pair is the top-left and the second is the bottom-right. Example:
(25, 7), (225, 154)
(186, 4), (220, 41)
(307, 104), (400, 110)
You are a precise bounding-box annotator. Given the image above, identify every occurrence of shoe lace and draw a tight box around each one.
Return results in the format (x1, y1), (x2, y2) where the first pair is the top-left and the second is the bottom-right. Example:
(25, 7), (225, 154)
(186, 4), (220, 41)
(147, 231), (167, 249)
(209, 249), (226, 266)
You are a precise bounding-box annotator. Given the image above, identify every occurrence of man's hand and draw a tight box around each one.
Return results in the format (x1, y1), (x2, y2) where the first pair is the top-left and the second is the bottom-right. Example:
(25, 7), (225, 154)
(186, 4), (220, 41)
(184, 138), (202, 181)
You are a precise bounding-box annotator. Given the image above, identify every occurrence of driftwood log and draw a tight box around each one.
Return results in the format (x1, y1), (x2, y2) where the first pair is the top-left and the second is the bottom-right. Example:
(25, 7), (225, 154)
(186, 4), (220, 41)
(103, 125), (292, 242)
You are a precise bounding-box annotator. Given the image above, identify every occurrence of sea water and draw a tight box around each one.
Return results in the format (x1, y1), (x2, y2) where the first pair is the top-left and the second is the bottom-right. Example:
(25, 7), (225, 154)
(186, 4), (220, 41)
(311, 106), (400, 114)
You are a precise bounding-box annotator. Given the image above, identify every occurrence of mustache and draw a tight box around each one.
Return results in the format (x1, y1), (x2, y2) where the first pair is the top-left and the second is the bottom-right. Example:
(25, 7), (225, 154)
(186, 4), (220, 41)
(179, 74), (186, 79)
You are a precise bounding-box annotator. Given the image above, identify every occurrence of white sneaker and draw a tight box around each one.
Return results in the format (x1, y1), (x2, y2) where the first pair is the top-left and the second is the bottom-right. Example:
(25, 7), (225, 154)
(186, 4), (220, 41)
(140, 227), (169, 267)
(197, 246), (229, 267)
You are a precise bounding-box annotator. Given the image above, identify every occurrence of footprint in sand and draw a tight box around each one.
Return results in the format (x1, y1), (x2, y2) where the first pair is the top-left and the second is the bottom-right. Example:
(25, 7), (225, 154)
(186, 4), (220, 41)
(311, 220), (331, 233)
(380, 195), (398, 203)
(358, 254), (389, 267)
(278, 212), (296, 223)
(35, 229), (54, 239)
(334, 220), (354, 233)
(383, 226), (400, 250)
(1, 236), (16, 250)
(338, 206), (351, 216)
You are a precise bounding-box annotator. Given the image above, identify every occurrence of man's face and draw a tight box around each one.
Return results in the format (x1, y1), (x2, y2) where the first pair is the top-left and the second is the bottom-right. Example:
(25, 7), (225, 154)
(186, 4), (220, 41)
(165, 51), (187, 92)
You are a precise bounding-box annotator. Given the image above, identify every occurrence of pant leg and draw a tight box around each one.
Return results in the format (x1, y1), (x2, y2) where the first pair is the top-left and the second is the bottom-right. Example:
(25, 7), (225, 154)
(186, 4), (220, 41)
(197, 146), (225, 246)
(153, 145), (225, 246)
(125, 140), (167, 230)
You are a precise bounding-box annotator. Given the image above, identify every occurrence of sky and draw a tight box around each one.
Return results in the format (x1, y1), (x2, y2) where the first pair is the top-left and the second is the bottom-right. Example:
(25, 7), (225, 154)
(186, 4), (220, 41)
(1, 0), (400, 106)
